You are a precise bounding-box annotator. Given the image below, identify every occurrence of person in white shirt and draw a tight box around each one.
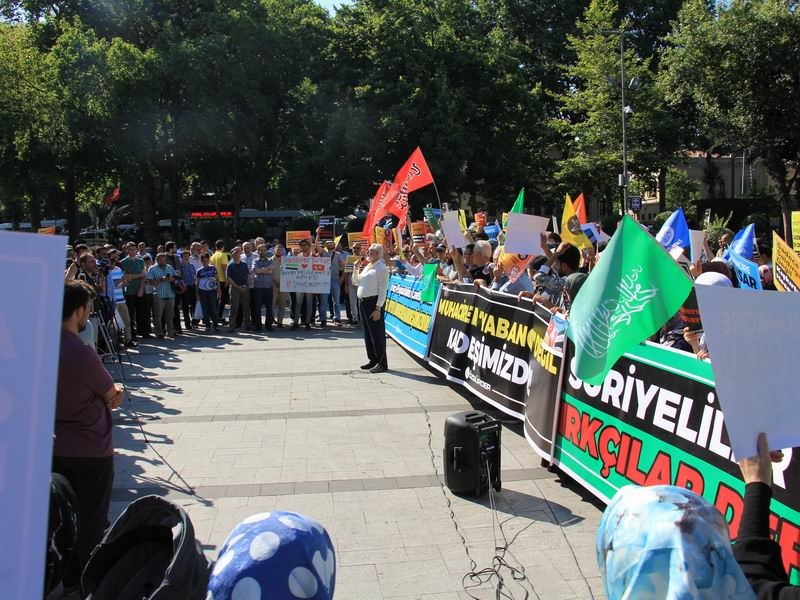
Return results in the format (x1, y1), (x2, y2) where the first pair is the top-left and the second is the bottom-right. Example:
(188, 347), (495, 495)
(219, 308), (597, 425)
(352, 243), (390, 373)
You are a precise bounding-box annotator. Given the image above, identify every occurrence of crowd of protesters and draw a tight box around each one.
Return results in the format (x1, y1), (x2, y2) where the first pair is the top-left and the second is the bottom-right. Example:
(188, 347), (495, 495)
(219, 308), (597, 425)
(62, 230), (373, 351)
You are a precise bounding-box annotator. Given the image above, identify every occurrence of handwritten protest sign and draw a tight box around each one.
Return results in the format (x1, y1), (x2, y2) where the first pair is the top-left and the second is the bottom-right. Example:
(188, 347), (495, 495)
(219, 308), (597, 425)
(793, 212), (800, 252)
(773, 232), (800, 292)
(280, 256), (331, 293)
(286, 231), (311, 251)
(0, 232), (66, 599)
(697, 285), (800, 459)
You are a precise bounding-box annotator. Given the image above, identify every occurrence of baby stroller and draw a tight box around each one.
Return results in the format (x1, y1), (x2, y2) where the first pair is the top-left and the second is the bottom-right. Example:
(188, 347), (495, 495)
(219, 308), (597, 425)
(81, 496), (211, 600)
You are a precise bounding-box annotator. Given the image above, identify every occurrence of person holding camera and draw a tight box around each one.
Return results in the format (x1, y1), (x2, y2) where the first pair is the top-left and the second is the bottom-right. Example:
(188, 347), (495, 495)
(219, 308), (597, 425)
(146, 252), (178, 338)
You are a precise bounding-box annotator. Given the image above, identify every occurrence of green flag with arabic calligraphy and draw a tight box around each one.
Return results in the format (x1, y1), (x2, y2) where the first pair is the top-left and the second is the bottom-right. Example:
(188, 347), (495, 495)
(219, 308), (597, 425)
(567, 216), (692, 385)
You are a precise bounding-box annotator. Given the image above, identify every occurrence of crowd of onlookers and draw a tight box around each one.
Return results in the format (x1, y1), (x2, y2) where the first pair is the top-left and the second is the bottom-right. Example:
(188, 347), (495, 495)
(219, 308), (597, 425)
(62, 233), (371, 351)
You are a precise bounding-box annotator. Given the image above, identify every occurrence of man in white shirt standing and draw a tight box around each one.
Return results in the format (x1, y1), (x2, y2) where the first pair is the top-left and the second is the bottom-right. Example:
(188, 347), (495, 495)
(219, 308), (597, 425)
(352, 243), (390, 373)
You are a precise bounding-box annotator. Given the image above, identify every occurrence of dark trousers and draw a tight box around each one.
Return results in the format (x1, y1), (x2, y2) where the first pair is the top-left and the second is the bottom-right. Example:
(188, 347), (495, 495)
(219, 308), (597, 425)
(217, 282), (229, 321)
(359, 296), (386, 367)
(253, 287), (274, 330)
(343, 282), (352, 321)
(143, 294), (154, 334)
(180, 285), (196, 328)
(124, 294), (148, 339)
(198, 289), (220, 327)
(249, 289), (260, 327)
(51, 455), (114, 590)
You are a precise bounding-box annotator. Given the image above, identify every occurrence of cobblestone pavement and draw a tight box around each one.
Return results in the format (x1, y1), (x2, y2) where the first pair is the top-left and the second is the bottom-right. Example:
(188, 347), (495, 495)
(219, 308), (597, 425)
(111, 324), (605, 599)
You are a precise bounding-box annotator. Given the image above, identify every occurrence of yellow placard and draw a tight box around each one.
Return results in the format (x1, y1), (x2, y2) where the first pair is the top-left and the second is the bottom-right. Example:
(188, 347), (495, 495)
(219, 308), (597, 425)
(773, 231), (800, 292)
(374, 227), (386, 245)
(347, 232), (366, 248)
(792, 212), (800, 252)
(345, 255), (360, 272)
(392, 228), (402, 248)
(458, 209), (467, 232)
(37, 226), (56, 235)
(499, 249), (532, 283)
(286, 231), (311, 251)
(334, 235), (342, 248)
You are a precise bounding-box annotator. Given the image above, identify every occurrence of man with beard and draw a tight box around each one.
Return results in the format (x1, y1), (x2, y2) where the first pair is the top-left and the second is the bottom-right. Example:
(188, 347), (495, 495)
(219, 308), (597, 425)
(53, 280), (123, 596)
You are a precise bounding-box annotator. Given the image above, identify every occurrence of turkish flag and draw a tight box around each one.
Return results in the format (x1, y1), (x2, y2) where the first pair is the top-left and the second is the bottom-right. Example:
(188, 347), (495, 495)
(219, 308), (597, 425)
(573, 192), (587, 225)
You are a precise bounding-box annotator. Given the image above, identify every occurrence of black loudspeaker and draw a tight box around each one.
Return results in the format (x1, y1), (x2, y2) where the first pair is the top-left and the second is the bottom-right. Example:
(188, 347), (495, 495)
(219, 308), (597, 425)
(443, 410), (502, 496)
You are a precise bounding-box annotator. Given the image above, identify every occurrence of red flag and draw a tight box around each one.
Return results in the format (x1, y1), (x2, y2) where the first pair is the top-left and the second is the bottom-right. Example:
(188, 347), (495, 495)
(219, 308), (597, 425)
(104, 186), (120, 207)
(381, 147), (434, 232)
(362, 181), (391, 243)
(573, 192), (587, 225)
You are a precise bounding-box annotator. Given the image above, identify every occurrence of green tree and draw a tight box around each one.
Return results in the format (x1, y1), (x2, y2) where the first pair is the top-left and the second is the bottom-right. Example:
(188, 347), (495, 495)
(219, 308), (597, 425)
(665, 166), (699, 222)
(661, 0), (800, 241)
(554, 0), (685, 218)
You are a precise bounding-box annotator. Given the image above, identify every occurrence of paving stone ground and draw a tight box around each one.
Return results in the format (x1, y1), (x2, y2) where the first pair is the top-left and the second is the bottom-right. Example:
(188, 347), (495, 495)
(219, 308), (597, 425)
(110, 324), (605, 599)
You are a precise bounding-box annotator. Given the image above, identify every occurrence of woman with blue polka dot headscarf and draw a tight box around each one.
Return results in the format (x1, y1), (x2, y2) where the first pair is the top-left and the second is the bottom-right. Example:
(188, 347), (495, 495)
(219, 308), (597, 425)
(208, 511), (335, 600)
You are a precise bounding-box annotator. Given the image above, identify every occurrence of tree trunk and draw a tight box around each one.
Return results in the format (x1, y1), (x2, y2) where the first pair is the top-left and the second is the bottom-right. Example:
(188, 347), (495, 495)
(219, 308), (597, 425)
(766, 155), (792, 243)
(138, 168), (159, 245)
(26, 175), (42, 231)
(64, 172), (79, 242)
(657, 166), (667, 214)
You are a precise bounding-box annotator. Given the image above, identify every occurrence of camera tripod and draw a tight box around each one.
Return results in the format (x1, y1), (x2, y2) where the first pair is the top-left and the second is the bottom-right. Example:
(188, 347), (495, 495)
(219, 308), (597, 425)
(92, 307), (132, 376)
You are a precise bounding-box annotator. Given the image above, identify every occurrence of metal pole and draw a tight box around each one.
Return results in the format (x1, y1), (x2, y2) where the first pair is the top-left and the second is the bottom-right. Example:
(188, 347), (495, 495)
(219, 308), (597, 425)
(620, 34), (629, 216)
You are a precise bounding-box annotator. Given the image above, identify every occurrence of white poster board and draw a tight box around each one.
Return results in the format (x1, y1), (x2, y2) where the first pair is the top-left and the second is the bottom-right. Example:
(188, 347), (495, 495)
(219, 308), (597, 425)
(440, 210), (469, 249)
(690, 229), (706, 262)
(696, 286), (800, 459)
(280, 256), (332, 293)
(503, 213), (549, 256)
(0, 231), (66, 599)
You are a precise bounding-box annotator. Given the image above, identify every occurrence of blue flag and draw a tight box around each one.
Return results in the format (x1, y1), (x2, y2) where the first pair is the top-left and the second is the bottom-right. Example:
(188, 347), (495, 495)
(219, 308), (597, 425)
(655, 208), (690, 251)
(723, 223), (755, 261)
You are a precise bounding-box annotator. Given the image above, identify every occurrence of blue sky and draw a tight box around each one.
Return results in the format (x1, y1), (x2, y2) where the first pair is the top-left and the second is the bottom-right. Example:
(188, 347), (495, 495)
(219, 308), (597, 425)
(316, 0), (351, 13)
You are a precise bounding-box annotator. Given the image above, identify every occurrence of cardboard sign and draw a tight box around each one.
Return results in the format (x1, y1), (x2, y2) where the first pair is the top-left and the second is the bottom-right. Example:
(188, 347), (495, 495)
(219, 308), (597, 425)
(697, 285), (800, 459)
(792, 212), (800, 252)
(440, 211), (469, 249)
(347, 232), (366, 250)
(474, 212), (487, 232)
(499, 250), (532, 283)
(503, 213), (549, 256)
(410, 221), (427, 245)
(773, 232), (800, 292)
(286, 231), (311, 251)
(318, 216), (335, 242)
(345, 255), (360, 273)
(580, 223), (599, 245)
(0, 232), (67, 599)
(279, 256), (331, 293)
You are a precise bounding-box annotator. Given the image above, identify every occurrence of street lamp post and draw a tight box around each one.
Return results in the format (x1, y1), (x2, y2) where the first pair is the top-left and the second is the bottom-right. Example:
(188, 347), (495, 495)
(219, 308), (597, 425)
(602, 29), (631, 215)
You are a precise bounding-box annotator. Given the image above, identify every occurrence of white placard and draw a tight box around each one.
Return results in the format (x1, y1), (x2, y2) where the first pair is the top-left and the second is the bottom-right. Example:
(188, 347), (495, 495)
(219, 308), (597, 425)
(503, 213), (549, 256)
(0, 231), (67, 599)
(280, 256), (331, 293)
(597, 228), (612, 244)
(696, 285), (800, 459)
(690, 229), (706, 262)
(441, 210), (469, 249)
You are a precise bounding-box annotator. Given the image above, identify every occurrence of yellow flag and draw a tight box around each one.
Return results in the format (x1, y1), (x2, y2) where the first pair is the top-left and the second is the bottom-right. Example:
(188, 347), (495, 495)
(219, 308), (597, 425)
(458, 210), (467, 232)
(334, 234), (342, 248)
(561, 194), (593, 252)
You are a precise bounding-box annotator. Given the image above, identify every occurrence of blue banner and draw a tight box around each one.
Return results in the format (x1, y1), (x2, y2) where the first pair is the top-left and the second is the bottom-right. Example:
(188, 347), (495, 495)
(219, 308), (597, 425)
(384, 273), (438, 358)
(729, 251), (763, 290)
